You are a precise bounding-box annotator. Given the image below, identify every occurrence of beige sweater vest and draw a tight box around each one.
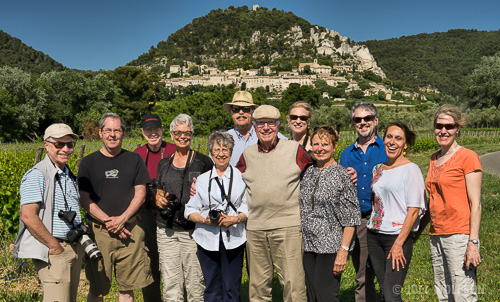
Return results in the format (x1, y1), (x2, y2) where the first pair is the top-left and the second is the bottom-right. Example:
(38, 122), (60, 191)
(242, 140), (302, 230)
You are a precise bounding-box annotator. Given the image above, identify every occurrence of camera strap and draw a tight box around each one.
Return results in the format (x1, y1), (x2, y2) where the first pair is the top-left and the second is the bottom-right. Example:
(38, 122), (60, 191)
(161, 149), (193, 202)
(208, 167), (237, 213)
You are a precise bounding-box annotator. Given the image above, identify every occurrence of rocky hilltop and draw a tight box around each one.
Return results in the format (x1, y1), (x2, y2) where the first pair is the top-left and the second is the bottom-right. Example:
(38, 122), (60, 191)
(128, 5), (384, 77)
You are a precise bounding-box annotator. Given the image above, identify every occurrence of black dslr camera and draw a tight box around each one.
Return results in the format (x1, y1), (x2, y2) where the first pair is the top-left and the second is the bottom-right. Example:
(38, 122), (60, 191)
(145, 179), (158, 209)
(59, 210), (102, 261)
(209, 209), (223, 221)
(159, 193), (182, 220)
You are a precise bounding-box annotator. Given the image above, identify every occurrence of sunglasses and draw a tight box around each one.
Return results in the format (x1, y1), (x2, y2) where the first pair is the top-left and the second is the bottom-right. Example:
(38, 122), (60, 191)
(172, 130), (193, 137)
(434, 123), (456, 130)
(289, 115), (309, 121)
(231, 106), (253, 114)
(46, 140), (76, 149)
(353, 115), (376, 123)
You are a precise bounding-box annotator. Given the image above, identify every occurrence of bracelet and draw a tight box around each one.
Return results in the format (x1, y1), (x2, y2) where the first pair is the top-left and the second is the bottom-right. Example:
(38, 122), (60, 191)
(340, 245), (349, 252)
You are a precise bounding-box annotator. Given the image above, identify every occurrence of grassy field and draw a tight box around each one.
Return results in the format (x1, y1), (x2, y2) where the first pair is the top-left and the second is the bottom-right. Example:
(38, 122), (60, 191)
(1, 143), (499, 301)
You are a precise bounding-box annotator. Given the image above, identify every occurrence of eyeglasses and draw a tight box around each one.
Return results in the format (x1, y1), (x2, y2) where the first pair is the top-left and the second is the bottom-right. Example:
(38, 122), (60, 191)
(231, 106), (253, 114)
(46, 140), (75, 149)
(172, 130), (193, 137)
(101, 128), (123, 135)
(289, 115), (309, 121)
(434, 123), (456, 130)
(353, 115), (376, 123)
(212, 148), (230, 155)
(254, 120), (279, 128)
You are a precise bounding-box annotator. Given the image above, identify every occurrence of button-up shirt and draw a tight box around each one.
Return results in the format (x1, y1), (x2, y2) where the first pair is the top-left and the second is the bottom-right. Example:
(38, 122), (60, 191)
(226, 127), (287, 166)
(184, 165), (248, 251)
(339, 135), (387, 213)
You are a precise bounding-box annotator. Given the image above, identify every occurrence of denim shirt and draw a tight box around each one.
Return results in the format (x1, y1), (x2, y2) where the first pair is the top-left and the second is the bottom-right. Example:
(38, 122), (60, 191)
(339, 135), (387, 213)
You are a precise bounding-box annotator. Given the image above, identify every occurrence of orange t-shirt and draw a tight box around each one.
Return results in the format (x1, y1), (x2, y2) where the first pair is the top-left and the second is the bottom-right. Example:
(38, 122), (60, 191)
(425, 147), (482, 235)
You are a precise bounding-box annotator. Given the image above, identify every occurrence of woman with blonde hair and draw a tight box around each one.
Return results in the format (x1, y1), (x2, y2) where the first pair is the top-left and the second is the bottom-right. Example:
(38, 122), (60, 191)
(287, 102), (313, 151)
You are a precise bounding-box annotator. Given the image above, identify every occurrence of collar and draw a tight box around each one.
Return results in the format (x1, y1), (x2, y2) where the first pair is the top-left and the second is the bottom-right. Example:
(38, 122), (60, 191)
(234, 126), (255, 140)
(258, 137), (279, 153)
(210, 165), (232, 180)
(353, 134), (382, 149)
(147, 140), (164, 153)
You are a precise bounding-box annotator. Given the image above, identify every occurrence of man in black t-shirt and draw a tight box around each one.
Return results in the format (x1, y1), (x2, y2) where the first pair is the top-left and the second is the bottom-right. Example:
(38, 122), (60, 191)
(78, 113), (153, 302)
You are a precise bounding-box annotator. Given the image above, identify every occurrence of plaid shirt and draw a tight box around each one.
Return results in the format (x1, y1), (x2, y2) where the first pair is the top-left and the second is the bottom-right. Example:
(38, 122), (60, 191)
(236, 138), (313, 173)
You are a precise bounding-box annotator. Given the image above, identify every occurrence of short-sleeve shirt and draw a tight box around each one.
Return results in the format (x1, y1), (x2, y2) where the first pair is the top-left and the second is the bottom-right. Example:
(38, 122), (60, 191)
(299, 163), (361, 254)
(133, 141), (176, 179)
(20, 167), (81, 239)
(340, 135), (387, 213)
(368, 163), (426, 235)
(78, 150), (151, 217)
(425, 147), (482, 235)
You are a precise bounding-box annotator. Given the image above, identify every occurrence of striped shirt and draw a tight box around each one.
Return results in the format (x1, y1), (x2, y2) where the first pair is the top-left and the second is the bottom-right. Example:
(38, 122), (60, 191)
(20, 167), (81, 239)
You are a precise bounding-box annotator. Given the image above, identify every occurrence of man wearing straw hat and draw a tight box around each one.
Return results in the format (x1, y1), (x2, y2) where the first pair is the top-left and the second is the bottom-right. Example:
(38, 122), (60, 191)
(223, 90), (286, 166)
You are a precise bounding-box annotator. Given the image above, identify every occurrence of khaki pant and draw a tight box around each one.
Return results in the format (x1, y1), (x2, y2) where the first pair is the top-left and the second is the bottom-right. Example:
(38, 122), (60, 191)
(86, 218), (153, 296)
(33, 241), (83, 302)
(430, 234), (478, 302)
(157, 227), (205, 302)
(246, 226), (307, 302)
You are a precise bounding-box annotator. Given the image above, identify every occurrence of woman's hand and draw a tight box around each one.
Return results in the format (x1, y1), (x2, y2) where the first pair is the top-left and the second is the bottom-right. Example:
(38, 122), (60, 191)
(218, 213), (238, 227)
(155, 189), (169, 209)
(333, 249), (348, 276)
(388, 241), (406, 271)
(464, 242), (481, 270)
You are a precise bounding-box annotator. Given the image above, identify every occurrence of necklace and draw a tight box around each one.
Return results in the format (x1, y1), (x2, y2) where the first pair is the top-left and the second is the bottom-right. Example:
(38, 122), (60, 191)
(438, 142), (459, 159)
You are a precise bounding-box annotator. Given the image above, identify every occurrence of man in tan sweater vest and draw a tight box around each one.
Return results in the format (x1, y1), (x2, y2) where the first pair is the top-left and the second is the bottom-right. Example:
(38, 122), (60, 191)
(236, 105), (313, 301)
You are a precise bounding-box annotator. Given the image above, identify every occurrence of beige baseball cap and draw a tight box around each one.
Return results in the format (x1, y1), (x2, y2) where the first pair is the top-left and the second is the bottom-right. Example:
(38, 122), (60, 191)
(252, 105), (281, 120)
(43, 123), (79, 140)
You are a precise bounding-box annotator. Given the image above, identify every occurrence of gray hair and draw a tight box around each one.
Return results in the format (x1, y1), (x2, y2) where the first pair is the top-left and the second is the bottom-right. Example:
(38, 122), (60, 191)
(208, 131), (235, 155)
(350, 101), (377, 119)
(99, 113), (126, 131)
(170, 113), (194, 132)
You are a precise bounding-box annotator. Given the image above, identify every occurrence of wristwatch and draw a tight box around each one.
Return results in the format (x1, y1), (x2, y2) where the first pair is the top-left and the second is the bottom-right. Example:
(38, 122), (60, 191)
(340, 245), (350, 252)
(468, 239), (479, 244)
(237, 216), (241, 224)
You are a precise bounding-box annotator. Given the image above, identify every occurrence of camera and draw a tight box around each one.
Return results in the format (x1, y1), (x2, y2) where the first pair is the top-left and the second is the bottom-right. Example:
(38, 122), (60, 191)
(209, 209), (223, 221)
(159, 193), (181, 220)
(145, 179), (157, 209)
(67, 224), (102, 261)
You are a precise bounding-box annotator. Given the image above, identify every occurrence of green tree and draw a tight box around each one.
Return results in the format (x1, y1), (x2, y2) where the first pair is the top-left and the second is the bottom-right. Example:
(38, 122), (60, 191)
(465, 52), (500, 108)
(280, 83), (320, 112)
(377, 90), (386, 101)
(350, 90), (365, 99)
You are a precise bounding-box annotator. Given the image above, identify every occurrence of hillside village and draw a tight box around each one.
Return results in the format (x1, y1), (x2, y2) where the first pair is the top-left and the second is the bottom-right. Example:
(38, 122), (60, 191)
(160, 59), (425, 101)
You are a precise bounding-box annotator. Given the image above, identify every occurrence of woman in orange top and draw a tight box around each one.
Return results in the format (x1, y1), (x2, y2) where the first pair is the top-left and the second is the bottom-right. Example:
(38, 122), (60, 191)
(420, 104), (482, 301)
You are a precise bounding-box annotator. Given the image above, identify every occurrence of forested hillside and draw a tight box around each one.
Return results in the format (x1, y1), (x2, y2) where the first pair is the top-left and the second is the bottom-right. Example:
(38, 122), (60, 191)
(0, 30), (66, 74)
(362, 29), (500, 94)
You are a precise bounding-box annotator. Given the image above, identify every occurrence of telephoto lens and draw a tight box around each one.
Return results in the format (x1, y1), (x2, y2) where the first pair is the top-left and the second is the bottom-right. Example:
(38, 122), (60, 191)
(80, 234), (102, 261)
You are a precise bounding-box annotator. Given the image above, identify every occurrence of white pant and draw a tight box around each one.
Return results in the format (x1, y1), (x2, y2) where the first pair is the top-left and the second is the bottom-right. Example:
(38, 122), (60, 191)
(430, 234), (478, 302)
(157, 227), (204, 302)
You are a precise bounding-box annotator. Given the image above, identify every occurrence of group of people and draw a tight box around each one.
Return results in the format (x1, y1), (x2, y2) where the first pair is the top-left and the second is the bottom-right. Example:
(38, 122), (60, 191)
(13, 89), (483, 302)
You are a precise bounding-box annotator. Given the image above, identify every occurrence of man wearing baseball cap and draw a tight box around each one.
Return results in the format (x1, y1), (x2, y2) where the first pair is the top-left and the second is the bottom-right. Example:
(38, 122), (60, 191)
(13, 123), (83, 302)
(235, 105), (313, 301)
(224, 91), (286, 166)
(134, 113), (175, 302)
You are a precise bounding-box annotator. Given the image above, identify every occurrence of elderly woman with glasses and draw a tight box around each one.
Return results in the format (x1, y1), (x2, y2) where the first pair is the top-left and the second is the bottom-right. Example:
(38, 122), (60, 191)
(155, 113), (213, 302)
(287, 101), (313, 151)
(416, 104), (483, 301)
(299, 125), (361, 302)
(185, 130), (248, 302)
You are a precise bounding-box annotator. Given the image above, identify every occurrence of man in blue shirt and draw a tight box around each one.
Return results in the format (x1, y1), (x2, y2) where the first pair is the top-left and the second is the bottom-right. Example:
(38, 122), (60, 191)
(340, 101), (387, 302)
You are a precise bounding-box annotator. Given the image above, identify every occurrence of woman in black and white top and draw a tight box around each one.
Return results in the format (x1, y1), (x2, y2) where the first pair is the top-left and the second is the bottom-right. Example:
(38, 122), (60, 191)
(299, 126), (361, 302)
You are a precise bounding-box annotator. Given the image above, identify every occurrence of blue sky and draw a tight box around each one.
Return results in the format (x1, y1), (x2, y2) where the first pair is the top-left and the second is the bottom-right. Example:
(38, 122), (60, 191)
(1, 0), (499, 71)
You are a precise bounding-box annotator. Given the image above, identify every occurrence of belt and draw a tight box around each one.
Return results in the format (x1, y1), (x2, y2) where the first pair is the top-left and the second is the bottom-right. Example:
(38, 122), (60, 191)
(56, 238), (74, 244)
(361, 212), (372, 219)
(93, 223), (106, 230)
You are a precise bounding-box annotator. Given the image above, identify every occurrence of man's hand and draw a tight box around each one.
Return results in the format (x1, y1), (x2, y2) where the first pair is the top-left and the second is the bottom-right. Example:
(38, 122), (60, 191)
(346, 167), (358, 185)
(190, 177), (197, 198)
(104, 216), (132, 238)
(48, 242), (64, 255)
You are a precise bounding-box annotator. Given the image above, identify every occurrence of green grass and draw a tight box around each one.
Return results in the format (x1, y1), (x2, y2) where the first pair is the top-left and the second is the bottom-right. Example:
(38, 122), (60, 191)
(1, 143), (499, 301)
